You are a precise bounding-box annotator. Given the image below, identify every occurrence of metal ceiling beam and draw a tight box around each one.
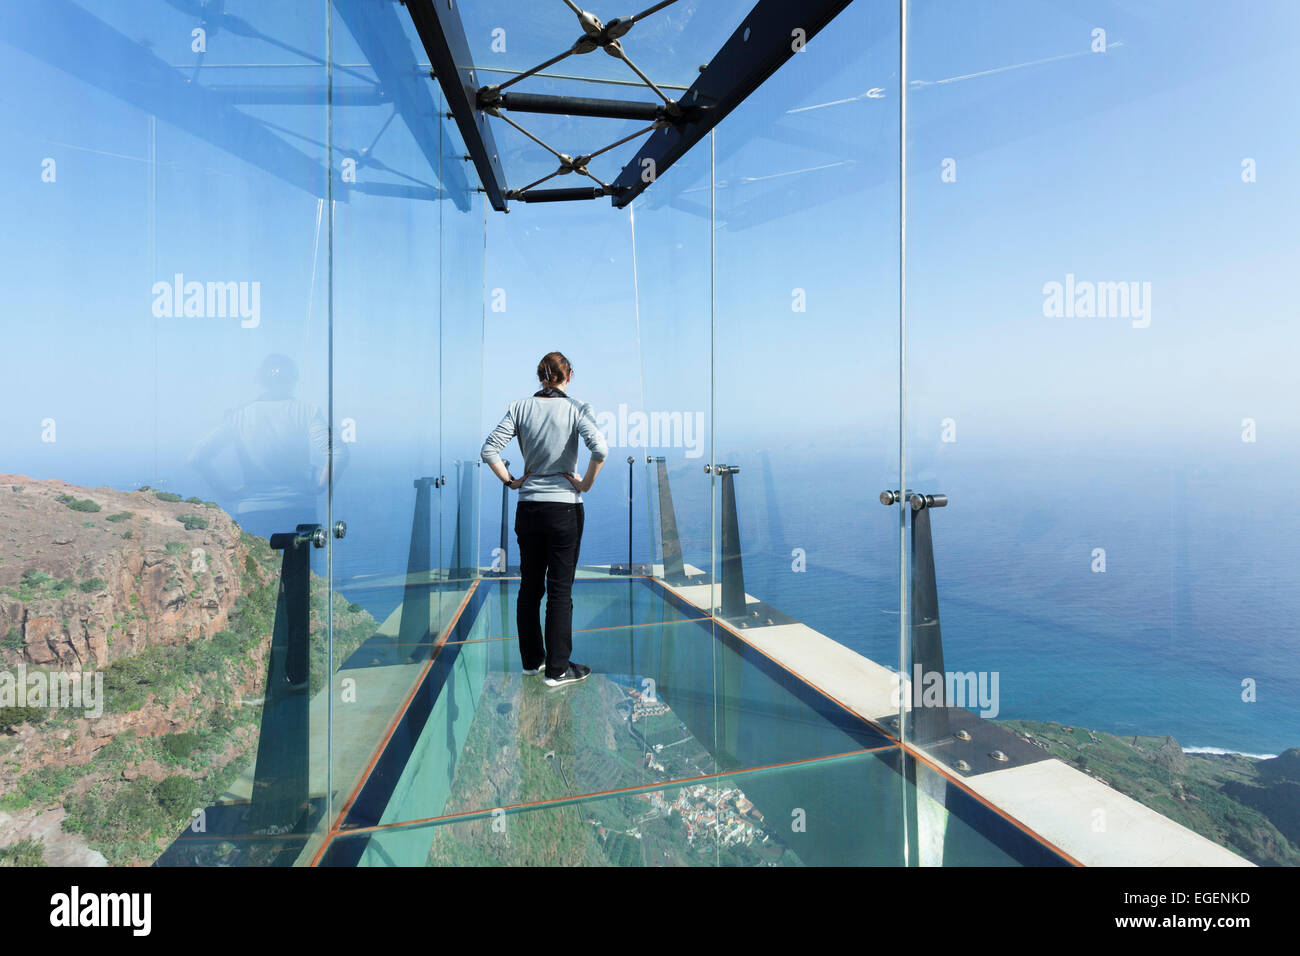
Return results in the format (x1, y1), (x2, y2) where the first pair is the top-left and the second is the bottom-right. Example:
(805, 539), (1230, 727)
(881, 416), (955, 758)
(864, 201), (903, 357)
(403, 0), (509, 211)
(509, 186), (629, 204)
(609, 0), (853, 208)
(493, 92), (696, 123)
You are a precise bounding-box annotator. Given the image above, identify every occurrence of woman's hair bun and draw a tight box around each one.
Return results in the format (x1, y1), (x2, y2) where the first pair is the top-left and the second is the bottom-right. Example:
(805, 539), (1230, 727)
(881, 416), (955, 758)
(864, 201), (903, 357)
(538, 351), (571, 386)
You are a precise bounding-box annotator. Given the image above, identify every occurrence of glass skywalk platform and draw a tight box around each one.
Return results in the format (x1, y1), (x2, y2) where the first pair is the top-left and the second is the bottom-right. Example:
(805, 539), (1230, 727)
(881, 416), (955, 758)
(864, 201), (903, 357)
(187, 572), (1070, 867)
(3, 0), (1291, 882)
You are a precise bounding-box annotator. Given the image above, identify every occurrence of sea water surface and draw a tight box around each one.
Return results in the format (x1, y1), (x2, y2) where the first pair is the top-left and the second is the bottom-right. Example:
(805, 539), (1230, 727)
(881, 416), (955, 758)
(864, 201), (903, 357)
(65, 440), (1299, 759)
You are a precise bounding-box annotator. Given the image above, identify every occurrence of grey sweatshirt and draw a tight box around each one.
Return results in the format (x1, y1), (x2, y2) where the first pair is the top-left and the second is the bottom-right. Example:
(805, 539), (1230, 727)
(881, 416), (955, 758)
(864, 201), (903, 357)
(480, 392), (609, 503)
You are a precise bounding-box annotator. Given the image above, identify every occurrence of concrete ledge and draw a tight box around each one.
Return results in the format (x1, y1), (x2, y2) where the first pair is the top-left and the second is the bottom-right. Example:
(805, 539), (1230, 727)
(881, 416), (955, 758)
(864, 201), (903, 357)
(963, 759), (1253, 867)
(644, 563), (1254, 867)
(652, 564), (901, 724)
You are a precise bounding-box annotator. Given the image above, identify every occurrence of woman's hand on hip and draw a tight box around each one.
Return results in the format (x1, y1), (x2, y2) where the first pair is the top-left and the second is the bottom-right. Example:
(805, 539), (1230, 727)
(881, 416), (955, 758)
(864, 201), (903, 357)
(563, 472), (589, 493)
(508, 472), (531, 490)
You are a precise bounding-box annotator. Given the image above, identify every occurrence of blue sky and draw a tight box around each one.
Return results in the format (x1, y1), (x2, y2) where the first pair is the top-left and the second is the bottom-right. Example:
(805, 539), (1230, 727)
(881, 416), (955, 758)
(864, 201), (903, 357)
(3, 2), (1297, 476)
(1, 0), (1297, 541)
(1, 1), (1298, 751)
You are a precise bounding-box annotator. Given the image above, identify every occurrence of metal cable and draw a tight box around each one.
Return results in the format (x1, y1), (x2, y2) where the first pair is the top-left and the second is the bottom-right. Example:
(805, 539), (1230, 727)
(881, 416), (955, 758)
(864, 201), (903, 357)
(584, 120), (662, 161)
(491, 47), (577, 95)
(629, 0), (680, 24)
(489, 110), (568, 162)
(488, 1), (685, 201)
(517, 169), (565, 193)
(473, 65), (689, 91)
(608, 45), (675, 105)
(579, 168), (612, 189)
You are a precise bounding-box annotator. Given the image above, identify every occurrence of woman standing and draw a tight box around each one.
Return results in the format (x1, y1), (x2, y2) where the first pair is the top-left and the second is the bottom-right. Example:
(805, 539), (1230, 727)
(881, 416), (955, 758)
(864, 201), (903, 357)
(480, 351), (608, 686)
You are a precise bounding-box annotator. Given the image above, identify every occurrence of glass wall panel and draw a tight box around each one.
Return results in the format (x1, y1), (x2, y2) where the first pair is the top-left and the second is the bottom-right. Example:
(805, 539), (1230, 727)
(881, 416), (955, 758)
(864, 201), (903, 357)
(627, 145), (715, 593)
(324, 2), (465, 865)
(620, 118), (718, 862)
(0, 1), (332, 864)
(439, 156), (485, 606)
(904, 0), (1300, 866)
(711, 0), (904, 861)
(479, 163), (654, 582)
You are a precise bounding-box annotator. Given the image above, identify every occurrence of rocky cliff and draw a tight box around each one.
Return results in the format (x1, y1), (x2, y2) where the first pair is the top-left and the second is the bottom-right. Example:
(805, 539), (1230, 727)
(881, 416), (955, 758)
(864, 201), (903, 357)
(0, 473), (375, 866)
(0, 475), (251, 670)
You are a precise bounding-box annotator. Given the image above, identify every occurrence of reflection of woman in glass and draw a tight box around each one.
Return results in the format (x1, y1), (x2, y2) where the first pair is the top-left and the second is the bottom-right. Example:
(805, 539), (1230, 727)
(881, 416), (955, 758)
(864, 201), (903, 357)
(187, 353), (345, 541)
(481, 352), (607, 687)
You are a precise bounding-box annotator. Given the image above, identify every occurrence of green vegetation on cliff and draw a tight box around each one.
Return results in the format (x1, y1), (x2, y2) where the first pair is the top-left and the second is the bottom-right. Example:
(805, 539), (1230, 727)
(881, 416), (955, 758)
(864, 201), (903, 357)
(0, 837), (45, 867)
(56, 495), (100, 513)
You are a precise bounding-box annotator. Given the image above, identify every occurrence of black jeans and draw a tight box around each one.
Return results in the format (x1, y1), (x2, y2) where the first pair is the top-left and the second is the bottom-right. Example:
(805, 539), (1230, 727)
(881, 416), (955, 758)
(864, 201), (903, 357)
(515, 500), (584, 678)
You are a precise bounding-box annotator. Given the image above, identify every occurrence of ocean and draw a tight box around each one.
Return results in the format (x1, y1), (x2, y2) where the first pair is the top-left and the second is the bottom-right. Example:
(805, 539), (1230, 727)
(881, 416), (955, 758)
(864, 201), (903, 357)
(39, 442), (1300, 759)
(324, 446), (1300, 759)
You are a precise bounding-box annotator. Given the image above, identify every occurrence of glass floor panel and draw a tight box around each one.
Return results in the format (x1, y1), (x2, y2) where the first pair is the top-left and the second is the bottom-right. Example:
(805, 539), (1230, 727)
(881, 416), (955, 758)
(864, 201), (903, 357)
(331, 580), (894, 831)
(320, 748), (1068, 866)
(468, 575), (708, 639)
(160, 576), (1072, 866)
